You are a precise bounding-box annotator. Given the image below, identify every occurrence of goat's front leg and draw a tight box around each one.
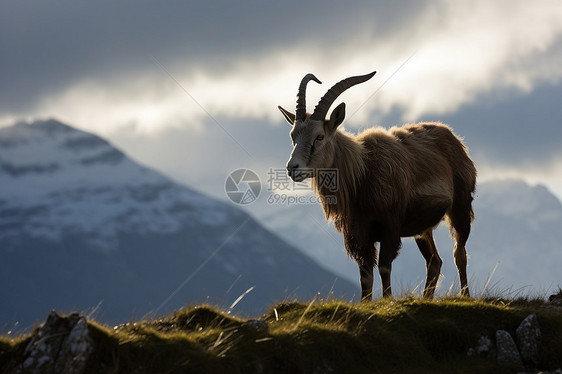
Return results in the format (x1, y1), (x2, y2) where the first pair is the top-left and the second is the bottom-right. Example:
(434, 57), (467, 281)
(379, 235), (401, 298)
(358, 262), (374, 301)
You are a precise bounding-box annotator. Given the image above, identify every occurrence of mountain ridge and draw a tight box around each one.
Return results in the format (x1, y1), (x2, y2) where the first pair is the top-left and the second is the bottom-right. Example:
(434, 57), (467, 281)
(0, 119), (358, 328)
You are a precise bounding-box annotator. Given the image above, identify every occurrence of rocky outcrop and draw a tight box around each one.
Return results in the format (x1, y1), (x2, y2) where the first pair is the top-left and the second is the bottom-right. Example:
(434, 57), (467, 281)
(467, 313), (558, 372)
(516, 313), (541, 366)
(495, 330), (523, 368)
(16, 311), (93, 374)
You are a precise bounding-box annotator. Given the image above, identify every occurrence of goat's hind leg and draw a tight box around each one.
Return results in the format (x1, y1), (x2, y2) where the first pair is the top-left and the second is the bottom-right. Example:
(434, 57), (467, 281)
(449, 205), (472, 297)
(415, 230), (443, 298)
(453, 231), (470, 297)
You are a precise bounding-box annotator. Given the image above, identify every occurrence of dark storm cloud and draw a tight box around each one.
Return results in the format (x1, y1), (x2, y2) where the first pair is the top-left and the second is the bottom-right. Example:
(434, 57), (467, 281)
(0, 0), (424, 112)
(441, 83), (562, 165)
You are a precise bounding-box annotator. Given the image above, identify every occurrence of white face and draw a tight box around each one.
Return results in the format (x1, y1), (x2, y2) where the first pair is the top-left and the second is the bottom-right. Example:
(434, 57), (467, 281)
(286, 117), (330, 182)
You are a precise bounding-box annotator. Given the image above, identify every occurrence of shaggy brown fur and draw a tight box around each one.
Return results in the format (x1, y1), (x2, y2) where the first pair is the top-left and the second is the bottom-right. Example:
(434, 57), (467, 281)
(313, 122), (476, 299)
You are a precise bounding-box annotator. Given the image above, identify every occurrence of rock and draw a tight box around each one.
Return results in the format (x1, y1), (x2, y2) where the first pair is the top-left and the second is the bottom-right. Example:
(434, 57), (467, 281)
(17, 311), (93, 374)
(496, 330), (523, 368)
(516, 313), (541, 366)
(467, 335), (495, 358)
(476, 335), (494, 357)
(56, 317), (94, 373)
(549, 290), (562, 306)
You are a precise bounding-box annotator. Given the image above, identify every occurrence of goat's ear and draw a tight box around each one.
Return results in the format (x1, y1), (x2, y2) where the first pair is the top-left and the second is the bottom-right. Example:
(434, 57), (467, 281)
(328, 102), (346, 130)
(278, 106), (295, 126)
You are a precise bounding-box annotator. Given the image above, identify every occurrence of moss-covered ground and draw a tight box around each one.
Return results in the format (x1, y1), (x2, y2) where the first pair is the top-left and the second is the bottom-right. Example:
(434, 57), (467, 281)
(2, 297), (561, 373)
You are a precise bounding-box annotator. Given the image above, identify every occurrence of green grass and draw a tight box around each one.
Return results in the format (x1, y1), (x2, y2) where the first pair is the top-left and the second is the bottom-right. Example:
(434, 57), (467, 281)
(2, 297), (562, 373)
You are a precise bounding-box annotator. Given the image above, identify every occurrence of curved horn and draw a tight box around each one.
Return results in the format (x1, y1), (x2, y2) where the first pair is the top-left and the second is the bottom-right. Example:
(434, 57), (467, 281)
(310, 71), (376, 121)
(296, 73), (322, 121)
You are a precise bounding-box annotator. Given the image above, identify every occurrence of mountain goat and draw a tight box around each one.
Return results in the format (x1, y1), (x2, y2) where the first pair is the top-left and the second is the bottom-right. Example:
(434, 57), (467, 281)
(278, 72), (476, 300)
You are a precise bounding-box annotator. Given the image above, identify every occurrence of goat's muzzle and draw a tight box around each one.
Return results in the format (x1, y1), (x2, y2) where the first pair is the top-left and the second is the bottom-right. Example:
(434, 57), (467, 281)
(286, 162), (310, 182)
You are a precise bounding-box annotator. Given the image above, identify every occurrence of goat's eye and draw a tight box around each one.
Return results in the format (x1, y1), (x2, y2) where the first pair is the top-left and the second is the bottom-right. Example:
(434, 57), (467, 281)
(311, 135), (324, 152)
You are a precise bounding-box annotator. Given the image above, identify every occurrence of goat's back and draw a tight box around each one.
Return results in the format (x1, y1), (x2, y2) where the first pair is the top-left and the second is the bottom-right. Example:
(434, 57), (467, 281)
(357, 122), (476, 207)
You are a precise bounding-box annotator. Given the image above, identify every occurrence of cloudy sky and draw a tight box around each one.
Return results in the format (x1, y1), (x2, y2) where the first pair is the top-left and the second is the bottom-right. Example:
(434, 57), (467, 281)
(2, 0), (562, 207)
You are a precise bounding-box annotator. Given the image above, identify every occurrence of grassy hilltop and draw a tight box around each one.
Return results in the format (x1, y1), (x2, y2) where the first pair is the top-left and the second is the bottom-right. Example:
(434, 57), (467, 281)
(1, 296), (562, 373)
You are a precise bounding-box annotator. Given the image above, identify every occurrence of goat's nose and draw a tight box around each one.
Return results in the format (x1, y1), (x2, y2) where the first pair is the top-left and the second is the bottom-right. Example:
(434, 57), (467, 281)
(286, 161), (299, 174)
(287, 162), (299, 170)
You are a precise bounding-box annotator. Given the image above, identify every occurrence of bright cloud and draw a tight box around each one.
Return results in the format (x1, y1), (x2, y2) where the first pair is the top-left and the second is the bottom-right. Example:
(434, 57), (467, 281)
(2, 0), (561, 136)
(372, 0), (562, 122)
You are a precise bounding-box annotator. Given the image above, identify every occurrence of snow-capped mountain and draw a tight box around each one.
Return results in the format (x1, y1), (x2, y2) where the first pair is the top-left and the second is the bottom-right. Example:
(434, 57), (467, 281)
(0, 119), (358, 328)
(261, 179), (562, 297)
(0, 119), (232, 249)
